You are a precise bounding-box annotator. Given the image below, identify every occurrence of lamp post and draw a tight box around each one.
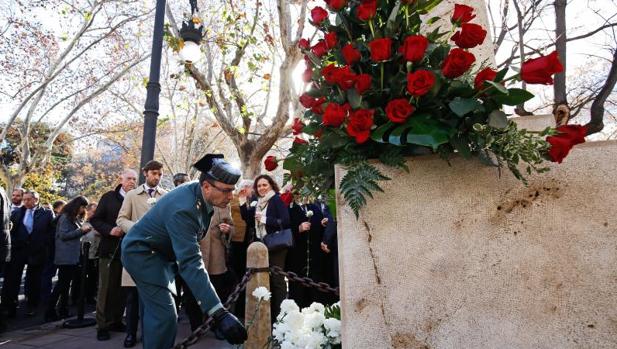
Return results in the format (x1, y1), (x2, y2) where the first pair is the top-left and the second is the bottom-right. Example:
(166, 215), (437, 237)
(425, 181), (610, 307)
(138, 0), (203, 183)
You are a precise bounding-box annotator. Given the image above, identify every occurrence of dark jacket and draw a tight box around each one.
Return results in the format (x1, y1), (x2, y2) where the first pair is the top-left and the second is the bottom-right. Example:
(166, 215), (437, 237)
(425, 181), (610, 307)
(0, 186), (11, 262)
(90, 184), (124, 259)
(240, 193), (290, 237)
(10, 205), (54, 265)
(54, 214), (85, 265)
(287, 202), (327, 277)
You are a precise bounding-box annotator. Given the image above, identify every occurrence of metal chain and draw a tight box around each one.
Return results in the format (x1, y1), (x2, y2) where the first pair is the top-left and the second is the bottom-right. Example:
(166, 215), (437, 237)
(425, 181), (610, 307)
(173, 269), (254, 349)
(270, 265), (340, 296)
(174, 265), (339, 348)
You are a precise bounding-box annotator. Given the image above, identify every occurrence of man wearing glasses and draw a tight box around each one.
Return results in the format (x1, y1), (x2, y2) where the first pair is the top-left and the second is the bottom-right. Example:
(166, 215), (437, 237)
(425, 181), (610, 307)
(121, 154), (246, 349)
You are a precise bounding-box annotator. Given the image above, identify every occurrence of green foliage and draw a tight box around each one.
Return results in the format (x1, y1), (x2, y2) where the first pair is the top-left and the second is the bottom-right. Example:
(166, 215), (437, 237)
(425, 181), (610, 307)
(339, 162), (390, 218)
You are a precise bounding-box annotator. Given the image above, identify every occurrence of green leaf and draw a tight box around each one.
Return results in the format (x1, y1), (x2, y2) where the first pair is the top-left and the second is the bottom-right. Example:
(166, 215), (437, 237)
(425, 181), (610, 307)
(379, 147), (409, 172)
(494, 88), (534, 106)
(417, 0), (445, 14)
(449, 97), (481, 117)
(488, 110), (508, 129)
(426, 16), (441, 25)
(495, 67), (509, 82)
(346, 89), (362, 109)
(485, 80), (508, 94)
(340, 162), (390, 218)
(387, 2), (401, 26)
(385, 113), (453, 150)
(450, 134), (472, 158)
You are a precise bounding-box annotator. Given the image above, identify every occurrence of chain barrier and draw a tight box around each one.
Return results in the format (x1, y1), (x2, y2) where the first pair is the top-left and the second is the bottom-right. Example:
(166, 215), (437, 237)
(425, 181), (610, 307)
(269, 265), (340, 296)
(173, 268), (254, 349)
(174, 265), (339, 348)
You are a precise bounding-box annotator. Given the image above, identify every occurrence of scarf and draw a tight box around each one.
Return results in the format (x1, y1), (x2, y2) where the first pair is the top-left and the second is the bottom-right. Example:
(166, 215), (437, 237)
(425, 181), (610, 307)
(255, 190), (275, 239)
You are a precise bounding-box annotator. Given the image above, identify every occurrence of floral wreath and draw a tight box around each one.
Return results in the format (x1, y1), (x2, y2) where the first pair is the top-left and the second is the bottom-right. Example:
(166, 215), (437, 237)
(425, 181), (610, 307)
(267, 0), (587, 217)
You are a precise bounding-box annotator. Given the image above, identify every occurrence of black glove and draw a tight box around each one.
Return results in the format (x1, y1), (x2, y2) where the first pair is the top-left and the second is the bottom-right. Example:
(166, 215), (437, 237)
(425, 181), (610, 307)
(211, 307), (247, 344)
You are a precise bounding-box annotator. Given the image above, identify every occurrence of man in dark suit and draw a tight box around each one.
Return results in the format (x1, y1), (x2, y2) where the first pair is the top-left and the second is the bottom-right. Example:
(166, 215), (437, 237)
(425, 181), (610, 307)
(90, 169), (136, 341)
(0, 186), (12, 331)
(1, 190), (54, 317)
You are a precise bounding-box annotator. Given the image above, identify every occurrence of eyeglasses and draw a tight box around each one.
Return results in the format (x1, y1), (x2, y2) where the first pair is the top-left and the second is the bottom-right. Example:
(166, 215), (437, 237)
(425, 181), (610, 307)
(207, 180), (235, 194)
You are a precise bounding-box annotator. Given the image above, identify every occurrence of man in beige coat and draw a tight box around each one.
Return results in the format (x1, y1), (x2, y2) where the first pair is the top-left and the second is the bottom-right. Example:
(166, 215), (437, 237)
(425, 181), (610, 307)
(116, 160), (167, 348)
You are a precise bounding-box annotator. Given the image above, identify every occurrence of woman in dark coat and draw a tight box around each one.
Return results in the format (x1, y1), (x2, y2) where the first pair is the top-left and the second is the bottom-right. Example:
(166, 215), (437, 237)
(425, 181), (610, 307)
(45, 196), (92, 321)
(287, 199), (333, 307)
(240, 174), (290, 319)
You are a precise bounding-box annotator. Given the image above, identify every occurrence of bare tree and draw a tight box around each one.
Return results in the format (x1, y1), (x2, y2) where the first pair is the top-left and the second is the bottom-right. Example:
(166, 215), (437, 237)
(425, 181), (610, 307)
(164, 0), (308, 178)
(0, 0), (151, 192)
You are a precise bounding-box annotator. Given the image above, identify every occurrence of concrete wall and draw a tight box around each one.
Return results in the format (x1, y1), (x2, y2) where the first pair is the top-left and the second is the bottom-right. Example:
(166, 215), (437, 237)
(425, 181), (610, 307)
(335, 134), (617, 348)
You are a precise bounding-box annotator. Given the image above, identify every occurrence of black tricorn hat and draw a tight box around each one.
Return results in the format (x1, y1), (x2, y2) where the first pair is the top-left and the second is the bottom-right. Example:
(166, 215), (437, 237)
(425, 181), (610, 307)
(193, 154), (241, 185)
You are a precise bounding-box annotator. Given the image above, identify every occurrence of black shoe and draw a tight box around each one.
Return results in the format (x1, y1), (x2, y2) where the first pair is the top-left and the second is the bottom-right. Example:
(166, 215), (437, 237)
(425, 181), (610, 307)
(109, 322), (127, 332)
(58, 309), (72, 319)
(123, 333), (137, 348)
(97, 329), (110, 341)
(6, 308), (16, 319)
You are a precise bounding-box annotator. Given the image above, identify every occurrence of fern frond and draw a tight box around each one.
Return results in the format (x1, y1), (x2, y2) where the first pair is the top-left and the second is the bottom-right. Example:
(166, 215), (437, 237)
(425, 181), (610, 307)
(340, 162), (390, 218)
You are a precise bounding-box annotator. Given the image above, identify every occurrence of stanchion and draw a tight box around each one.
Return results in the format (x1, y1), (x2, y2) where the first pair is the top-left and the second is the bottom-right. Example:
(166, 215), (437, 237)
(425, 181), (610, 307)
(63, 241), (97, 328)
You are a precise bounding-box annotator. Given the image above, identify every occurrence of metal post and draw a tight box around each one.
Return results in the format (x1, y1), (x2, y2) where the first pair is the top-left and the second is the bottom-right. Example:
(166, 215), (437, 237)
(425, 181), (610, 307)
(139, 0), (167, 184)
(63, 242), (96, 328)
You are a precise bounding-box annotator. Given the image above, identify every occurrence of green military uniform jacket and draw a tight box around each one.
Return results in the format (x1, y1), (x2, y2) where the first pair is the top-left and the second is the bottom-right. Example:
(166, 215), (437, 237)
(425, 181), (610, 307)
(121, 181), (222, 314)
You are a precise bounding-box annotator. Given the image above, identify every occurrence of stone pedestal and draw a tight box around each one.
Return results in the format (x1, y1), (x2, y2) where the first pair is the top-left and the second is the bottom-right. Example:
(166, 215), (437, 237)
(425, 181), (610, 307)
(335, 139), (617, 348)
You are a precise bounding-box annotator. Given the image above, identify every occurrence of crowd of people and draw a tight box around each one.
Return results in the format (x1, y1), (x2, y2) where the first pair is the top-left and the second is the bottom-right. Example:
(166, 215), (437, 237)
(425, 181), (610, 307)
(0, 158), (339, 347)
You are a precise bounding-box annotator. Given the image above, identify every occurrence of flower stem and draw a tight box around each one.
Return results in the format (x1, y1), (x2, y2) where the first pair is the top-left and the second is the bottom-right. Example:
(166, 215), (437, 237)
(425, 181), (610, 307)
(405, 5), (409, 28)
(380, 63), (384, 90)
(369, 19), (375, 37)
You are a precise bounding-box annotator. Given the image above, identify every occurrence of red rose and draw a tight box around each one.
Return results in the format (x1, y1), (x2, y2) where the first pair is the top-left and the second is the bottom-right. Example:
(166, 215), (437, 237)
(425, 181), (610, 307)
(474, 67), (497, 90)
(292, 118), (305, 135)
(299, 93), (316, 108)
(332, 66), (356, 90)
(451, 23), (487, 49)
(546, 125), (587, 163)
(346, 109), (374, 143)
(322, 64), (338, 84)
(325, 0), (347, 11)
(368, 38), (392, 62)
(302, 67), (313, 82)
(293, 137), (308, 145)
(342, 44), (362, 65)
(298, 38), (310, 50)
(311, 40), (328, 57)
(385, 98), (415, 123)
(406, 70), (435, 96)
(451, 4), (476, 24)
(323, 102), (349, 127)
(521, 51), (564, 85)
(442, 48), (476, 78)
(280, 191), (294, 207)
(311, 7), (329, 25)
(356, 0), (377, 21)
(325, 32), (337, 49)
(399, 35), (429, 63)
(264, 155), (278, 171)
(354, 73), (372, 94)
(311, 97), (326, 114)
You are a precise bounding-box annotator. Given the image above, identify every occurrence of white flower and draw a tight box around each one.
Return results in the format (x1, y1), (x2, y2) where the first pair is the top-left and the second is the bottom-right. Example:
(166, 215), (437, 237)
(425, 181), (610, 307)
(307, 331), (327, 348)
(305, 210), (314, 218)
(304, 312), (325, 330)
(286, 310), (305, 332)
(250, 200), (258, 207)
(323, 318), (341, 343)
(306, 302), (325, 314)
(147, 197), (157, 206)
(251, 286), (271, 301)
(280, 299), (300, 315)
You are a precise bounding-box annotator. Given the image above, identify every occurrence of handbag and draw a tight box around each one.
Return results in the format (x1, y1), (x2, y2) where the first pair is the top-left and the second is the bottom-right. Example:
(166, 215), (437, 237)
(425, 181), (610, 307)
(262, 219), (294, 252)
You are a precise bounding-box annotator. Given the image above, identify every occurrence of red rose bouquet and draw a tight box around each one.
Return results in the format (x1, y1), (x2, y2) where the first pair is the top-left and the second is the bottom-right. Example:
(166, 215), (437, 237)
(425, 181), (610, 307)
(284, 0), (585, 217)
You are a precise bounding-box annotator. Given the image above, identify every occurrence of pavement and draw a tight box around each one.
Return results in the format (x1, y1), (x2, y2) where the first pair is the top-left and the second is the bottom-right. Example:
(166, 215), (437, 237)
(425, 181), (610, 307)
(0, 312), (235, 349)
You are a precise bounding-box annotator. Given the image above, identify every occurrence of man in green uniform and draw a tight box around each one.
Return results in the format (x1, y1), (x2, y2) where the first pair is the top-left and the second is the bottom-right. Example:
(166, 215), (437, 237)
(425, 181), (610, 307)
(121, 154), (247, 348)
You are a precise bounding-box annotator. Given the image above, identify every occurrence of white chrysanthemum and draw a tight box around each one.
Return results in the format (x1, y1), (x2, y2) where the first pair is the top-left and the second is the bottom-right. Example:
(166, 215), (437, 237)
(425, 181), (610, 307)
(273, 322), (290, 342)
(251, 286), (271, 301)
(286, 310), (305, 332)
(250, 201), (258, 207)
(307, 331), (328, 348)
(305, 210), (314, 218)
(306, 302), (325, 314)
(304, 312), (326, 330)
(280, 342), (298, 349)
(280, 299), (300, 315)
(324, 318), (341, 344)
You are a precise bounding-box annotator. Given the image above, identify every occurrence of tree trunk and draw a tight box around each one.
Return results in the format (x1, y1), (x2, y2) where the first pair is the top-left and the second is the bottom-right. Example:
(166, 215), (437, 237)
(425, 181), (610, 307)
(554, 0), (567, 106)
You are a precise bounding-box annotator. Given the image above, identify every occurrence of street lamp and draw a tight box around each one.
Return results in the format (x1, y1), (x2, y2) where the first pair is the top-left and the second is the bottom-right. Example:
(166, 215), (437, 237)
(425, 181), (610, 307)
(138, 0), (203, 183)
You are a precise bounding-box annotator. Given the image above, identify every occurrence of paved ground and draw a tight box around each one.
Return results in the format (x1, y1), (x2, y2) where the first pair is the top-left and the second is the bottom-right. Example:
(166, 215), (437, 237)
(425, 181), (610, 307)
(0, 312), (234, 349)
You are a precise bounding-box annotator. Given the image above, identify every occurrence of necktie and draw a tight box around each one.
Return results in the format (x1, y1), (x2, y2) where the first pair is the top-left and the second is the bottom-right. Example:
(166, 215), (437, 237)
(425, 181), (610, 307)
(147, 188), (155, 198)
(24, 209), (33, 234)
